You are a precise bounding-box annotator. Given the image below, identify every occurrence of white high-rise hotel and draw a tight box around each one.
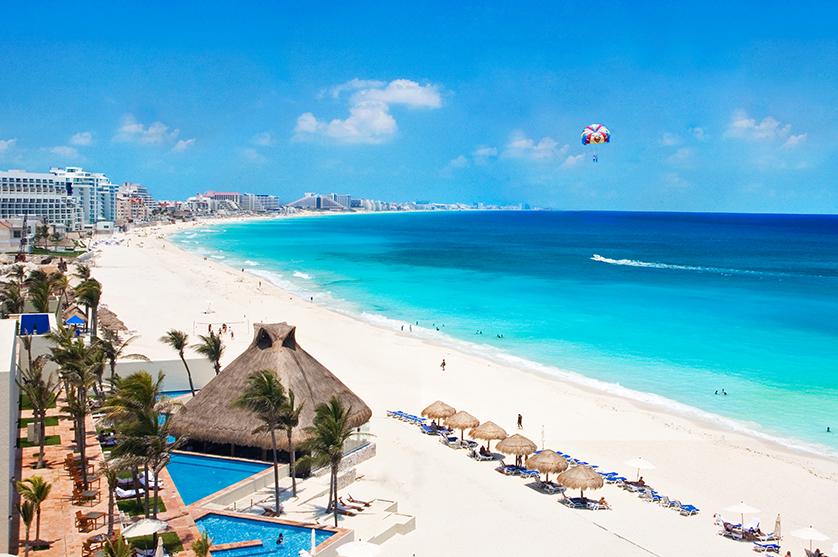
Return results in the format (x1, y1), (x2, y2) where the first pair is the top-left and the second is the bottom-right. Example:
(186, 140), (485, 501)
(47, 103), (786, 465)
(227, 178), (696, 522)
(0, 166), (118, 230)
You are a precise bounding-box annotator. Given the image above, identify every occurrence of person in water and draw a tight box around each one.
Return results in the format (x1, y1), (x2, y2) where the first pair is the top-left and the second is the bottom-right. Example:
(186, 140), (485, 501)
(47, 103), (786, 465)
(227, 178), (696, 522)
(276, 533), (284, 545)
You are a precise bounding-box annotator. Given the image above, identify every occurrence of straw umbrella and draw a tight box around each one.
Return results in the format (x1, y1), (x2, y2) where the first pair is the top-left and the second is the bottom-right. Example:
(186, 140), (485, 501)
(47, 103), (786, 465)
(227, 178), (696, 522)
(445, 411), (480, 442)
(469, 421), (507, 451)
(791, 525), (829, 552)
(496, 433), (537, 467)
(421, 400), (456, 424)
(557, 465), (604, 499)
(525, 450), (568, 482)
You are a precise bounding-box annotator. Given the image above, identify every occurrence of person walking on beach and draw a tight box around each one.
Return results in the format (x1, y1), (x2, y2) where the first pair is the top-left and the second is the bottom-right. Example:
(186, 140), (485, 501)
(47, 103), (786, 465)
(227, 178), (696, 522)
(517, 414), (523, 429)
(440, 359), (446, 372)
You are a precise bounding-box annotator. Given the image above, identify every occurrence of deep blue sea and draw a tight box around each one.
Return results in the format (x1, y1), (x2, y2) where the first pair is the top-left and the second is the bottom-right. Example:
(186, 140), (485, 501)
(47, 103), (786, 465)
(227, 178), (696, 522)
(174, 211), (838, 454)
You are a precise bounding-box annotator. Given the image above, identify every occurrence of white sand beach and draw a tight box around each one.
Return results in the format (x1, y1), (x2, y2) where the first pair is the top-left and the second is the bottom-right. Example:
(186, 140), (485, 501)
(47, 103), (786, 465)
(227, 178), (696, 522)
(93, 220), (838, 557)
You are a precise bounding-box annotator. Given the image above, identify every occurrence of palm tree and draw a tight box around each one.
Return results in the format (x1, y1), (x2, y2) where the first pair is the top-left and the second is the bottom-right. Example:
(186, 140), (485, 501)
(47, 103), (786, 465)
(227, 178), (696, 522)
(19, 500), (34, 557)
(100, 458), (126, 536)
(25, 271), (51, 313)
(0, 280), (25, 315)
(104, 534), (134, 557)
(278, 390), (303, 497)
(304, 396), (355, 527)
(16, 356), (59, 468)
(193, 331), (224, 375)
(16, 476), (52, 545)
(74, 264), (91, 281)
(99, 328), (148, 385)
(104, 371), (183, 518)
(48, 271), (69, 315)
(34, 224), (50, 251)
(191, 532), (212, 557)
(233, 369), (286, 514)
(160, 329), (195, 394)
(75, 277), (102, 339)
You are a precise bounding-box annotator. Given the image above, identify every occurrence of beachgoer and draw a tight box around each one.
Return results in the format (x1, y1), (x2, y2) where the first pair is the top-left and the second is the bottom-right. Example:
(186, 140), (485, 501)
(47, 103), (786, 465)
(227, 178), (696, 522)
(828, 426), (831, 433)
(258, 280), (262, 288)
(714, 390), (718, 395)
(440, 359), (446, 372)
(230, 329), (234, 340)
(401, 325), (404, 332)
(409, 325), (412, 332)
(598, 496), (610, 509)
(637, 476), (645, 486)
(276, 533), (284, 545)
(517, 414), (523, 429)
(208, 324), (212, 333)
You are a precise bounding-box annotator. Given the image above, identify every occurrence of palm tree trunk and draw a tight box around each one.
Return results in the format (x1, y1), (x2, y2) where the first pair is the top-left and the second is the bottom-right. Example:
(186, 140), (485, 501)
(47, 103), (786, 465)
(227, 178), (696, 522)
(107, 487), (115, 536)
(287, 430), (297, 497)
(214, 360), (220, 375)
(270, 430), (280, 514)
(332, 466), (338, 527)
(36, 413), (46, 469)
(131, 467), (143, 511)
(24, 524), (31, 557)
(152, 471), (161, 519)
(35, 507), (41, 543)
(143, 464), (150, 518)
(109, 362), (117, 385)
(180, 355), (195, 395)
(79, 390), (88, 488)
(91, 306), (98, 339)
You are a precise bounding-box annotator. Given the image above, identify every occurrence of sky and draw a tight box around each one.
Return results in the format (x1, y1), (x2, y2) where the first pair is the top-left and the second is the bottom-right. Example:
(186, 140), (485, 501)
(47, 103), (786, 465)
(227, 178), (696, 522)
(1, 1), (837, 212)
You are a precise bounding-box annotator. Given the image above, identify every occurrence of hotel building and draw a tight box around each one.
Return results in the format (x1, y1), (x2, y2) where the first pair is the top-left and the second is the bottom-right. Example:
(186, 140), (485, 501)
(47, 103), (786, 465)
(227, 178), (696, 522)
(0, 170), (83, 230)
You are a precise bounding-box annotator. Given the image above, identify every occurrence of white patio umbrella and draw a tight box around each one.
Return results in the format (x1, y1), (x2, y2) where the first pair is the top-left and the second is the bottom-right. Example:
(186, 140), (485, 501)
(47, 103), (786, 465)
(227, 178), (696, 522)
(832, 542), (838, 553)
(122, 518), (168, 538)
(625, 457), (655, 480)
(311, 528), (317, 556)
(337, 541), (382, 557)
(791, 525), (829, 551)
(724, 501), (760, 526)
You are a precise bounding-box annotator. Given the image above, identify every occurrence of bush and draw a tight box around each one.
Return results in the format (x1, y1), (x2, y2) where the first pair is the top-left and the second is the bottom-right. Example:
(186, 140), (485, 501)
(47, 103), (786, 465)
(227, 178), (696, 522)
(117, 497), (166, 516)
(19, 417), (59, 428)
(129, 532), (183, 553)
(17, 435), (60, 448)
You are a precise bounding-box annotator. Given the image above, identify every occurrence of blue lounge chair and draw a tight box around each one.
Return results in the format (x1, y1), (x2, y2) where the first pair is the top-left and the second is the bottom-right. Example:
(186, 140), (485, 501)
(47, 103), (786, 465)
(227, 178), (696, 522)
(496, 465), (520, 476)
(518, 469), (540, 479)
(679, 504), (700, 516)
(753, 542), (781, 553)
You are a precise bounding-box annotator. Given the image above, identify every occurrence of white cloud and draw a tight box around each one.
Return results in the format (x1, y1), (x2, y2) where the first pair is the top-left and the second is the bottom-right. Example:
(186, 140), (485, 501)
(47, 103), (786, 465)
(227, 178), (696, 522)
(659, 132), (681, 146)
(115, 114), (181, 144)
(561, 154), (585, 168)
(251, 132), (275, 146)
(171, 138), (196, 153)
(70, 131), (93, 146)
(50, 145), (80, 158)
(725, 110), (792, 141)
(472, 145), (498, 163)
(448, 155), (469, 169)
(663, 172), (690, 189)
(782, 133), (807, 149)
(503, 132), (567, 160)
(0, 138), (16, 153)
(242, 147), (267, 163)
(666, 147), (693, 165)
(295, 79), (442, 144)
(691, 127), (707, 141)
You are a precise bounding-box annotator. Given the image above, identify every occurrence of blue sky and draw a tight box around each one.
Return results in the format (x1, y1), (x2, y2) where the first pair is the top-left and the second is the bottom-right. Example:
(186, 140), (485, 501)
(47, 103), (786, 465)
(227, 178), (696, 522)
(1, 1), (836, 212)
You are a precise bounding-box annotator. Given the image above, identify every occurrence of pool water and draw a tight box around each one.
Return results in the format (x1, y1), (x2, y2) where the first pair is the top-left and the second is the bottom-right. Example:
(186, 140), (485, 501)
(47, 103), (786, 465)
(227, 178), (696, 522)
(196, 513), (333, 557)
(165, 453), (270, 505)
(161, 389), (196, 398)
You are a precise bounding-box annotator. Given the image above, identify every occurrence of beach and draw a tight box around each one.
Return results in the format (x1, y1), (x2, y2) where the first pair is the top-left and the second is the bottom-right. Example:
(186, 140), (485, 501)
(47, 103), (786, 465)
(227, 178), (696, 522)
(93, 219), (838, 556)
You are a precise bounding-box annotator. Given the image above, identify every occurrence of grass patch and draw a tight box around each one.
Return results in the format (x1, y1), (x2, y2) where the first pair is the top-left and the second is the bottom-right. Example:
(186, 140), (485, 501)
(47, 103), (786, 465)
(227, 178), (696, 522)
(17, 435), (61, 448)
(128, 532), (183, 553)
(20, 394), (57, 411)
(30, 247), (86, 257)
(19, 416), (59, 428)
(117, 497), (166, 516)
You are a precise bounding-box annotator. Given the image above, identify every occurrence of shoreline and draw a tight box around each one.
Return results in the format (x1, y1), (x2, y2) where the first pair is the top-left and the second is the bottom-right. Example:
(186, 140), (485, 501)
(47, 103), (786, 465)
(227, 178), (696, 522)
(168, 215), (837, 462)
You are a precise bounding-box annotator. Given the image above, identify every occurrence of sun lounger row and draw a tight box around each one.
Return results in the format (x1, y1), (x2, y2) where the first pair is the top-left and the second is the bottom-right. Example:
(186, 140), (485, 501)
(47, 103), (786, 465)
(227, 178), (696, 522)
(387, 410), (427, 425)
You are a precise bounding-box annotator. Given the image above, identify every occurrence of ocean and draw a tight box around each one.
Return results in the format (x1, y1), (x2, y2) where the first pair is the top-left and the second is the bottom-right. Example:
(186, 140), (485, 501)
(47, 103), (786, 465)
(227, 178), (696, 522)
(174, 211), (838, 455)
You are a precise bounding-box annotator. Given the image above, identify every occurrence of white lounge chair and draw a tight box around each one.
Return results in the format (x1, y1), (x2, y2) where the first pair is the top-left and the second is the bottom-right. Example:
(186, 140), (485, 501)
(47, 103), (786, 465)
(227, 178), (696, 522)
(115, 486), (145, 499)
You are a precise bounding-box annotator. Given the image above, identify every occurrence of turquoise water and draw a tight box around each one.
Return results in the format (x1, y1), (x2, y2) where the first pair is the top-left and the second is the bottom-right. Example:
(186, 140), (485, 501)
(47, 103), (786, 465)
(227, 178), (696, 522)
(166, 453), (270, 505)
(174, 211), (838, 454)
(196, 513), (333, 557)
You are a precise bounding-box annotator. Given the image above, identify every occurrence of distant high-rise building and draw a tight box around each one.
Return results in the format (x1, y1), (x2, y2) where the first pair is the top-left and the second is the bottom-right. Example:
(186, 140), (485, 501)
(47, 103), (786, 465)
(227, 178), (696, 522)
(287, 193), (347, 211)
(255, 194), (280, 211)
(0, 170), (83, 230)
(205, 191), (241, 206)
(50, 166), (118, 227)
(330, 193), (352, 210)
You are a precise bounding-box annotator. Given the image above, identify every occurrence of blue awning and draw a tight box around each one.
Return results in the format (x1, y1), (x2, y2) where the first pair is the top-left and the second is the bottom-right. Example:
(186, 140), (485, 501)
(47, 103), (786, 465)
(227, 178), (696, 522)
(65, 315), (86, 326)
(19, 314), (51, 336)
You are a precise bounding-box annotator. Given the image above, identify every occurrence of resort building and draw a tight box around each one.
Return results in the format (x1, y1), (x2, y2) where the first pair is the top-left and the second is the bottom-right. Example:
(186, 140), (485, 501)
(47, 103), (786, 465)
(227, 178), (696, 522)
(115, 183), (155, 225)
(287, 193), (349, 211)
(0, 170), (83, 230)
(255, 193), (280, 211)
(49, 166), (118, 229)
(0, 217), (38, 253)
(240, 193), (281, 212)
(0, 319), (18, 554)
(204, 191), (242, 206)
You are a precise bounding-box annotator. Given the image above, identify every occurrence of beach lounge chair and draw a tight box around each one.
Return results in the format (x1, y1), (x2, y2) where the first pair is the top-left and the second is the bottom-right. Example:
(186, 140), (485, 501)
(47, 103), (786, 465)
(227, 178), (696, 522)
(753, 542), (781, 553)
(721, 522), (744, 541)
(438, 432), (460, 447)
(496, 464), (520, 476)
(560, 496), (585, 509)
(472, 450), (495, 462)
(518, 469), (541, 480)
(115, 486), (144, 499)
(679, 504), (700, 516)
(536, 481), (563, 494)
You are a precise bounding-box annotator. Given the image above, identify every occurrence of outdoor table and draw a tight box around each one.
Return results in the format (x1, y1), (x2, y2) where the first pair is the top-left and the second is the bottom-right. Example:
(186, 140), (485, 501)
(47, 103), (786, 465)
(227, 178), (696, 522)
(83, 512), (107, 530)
(81, 490), (99, 506)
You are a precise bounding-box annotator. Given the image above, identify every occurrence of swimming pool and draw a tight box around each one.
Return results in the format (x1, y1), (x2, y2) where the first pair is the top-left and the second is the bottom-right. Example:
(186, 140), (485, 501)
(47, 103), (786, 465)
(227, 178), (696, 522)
(196, 513), (333, 557)
(165, 453), (270, 505)
(161, 389), (196, 398)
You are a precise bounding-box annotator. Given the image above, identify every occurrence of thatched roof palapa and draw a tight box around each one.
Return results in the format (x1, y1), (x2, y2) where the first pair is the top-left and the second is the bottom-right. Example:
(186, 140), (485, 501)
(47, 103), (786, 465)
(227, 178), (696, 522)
(169, 322), (372, 451)
(557, 465), (603, 498)
(421, 400), (456, 421)
(526, 450), (568, 481)
(495, 434), (537, 456)
(469, 421), (507, 451)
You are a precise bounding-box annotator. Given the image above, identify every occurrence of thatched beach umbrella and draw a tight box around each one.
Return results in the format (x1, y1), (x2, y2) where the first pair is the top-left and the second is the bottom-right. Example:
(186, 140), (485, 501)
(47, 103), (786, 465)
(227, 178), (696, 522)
(526, 450), (569, 482)
(469, 421), (507, 451)
(169, 323), (372, 451)
(557, 465), (604, 499)
(421, 400), (456, 423)
(445, 411), (480, 442)
(496, 433), (537, 466)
